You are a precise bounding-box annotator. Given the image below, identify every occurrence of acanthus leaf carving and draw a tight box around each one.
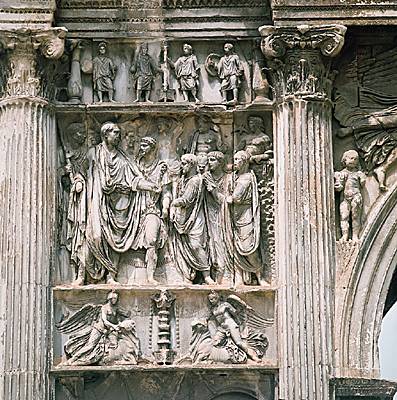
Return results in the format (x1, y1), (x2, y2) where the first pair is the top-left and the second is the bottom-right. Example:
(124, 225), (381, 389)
(259, 24), (346, 101)
(0, 28), (67, 99)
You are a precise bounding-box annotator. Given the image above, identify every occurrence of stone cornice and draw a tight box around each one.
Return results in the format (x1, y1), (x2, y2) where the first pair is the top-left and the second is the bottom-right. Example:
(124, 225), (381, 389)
(259, 24), (347, 60)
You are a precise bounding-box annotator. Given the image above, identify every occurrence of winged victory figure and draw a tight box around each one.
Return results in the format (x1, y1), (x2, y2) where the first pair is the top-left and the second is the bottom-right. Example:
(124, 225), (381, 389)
(334, 44), (397, 191)
(188, 291), (272, 364)
(56, 291), (141, 366)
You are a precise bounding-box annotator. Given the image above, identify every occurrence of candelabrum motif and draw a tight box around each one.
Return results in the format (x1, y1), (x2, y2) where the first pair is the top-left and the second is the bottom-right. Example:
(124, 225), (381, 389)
(151, 290), (176, 364)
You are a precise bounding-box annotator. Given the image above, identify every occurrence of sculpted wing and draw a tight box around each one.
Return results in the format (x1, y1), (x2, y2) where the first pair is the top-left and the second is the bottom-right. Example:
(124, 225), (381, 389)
(226, 295), (273, 331)
(335, 45), (397, 128)
(56, 304), (101, 334)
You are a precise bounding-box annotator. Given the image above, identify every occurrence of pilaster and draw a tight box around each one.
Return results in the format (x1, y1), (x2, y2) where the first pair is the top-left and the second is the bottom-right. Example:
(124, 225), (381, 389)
(259, 24), (347, 400)
(0, 27), (66, 400)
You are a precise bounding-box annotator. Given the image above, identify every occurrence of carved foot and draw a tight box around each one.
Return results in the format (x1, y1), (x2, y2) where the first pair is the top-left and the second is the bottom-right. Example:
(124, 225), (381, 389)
(133, 98), (140, 103)
(147, 278), (159, 285)
(106, 277), (120, 285)
(145, 99), (153, 104)
(71, 277), (84, 287)
(379, 184), (388, 192)
(204, 277), (216, 285)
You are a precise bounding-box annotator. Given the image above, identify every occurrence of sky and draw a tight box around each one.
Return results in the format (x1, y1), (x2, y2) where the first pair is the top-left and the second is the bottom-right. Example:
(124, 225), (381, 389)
(379, 302), (397, 398)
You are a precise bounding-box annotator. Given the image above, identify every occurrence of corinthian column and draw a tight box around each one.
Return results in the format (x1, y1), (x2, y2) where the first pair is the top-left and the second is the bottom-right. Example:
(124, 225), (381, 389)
(259, 25), (346, 400)
(0, 28), (66, 400)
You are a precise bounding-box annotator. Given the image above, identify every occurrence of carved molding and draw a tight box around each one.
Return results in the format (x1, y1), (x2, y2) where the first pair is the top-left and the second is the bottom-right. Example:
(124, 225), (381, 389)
(259, 24), (346, 101)
(259, 24), (346, 59)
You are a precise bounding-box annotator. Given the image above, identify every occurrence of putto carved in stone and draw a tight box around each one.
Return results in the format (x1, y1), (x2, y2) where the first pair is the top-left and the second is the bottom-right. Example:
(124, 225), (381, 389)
(335, 150), (366, 242)
(57, 291), (140, 366)
(188, 291), (271, 364)
(92, 41), (116, 103)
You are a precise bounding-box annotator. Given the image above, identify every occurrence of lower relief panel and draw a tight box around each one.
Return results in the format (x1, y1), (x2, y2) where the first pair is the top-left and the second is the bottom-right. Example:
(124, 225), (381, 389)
(55, 370), (275, 400)
(52, 288), (276, 399)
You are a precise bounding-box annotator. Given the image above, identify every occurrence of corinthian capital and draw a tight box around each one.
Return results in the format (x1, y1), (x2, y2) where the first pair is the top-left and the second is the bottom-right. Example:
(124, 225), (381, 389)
(259, 25), (346, 60)
(0, 27), (67, 99)
(0, 27), (67, 59)
(258, 24), (346, 101)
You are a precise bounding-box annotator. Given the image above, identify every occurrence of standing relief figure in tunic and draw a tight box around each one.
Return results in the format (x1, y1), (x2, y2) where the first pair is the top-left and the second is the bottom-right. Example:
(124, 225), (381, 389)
(131, 43), (159, 103)
(170, 154), (216, 285)
(92, 41), (117, 103)
(57, 291), (140, 366)
(334, 150), (366, 241)
(168, 43), (200, 103)
(206, 43), (244, 105)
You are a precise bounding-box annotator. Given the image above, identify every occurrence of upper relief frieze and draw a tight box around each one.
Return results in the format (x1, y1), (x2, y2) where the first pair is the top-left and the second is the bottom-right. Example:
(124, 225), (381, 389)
(162, 0), (264, 8)
(57, 0), (161, 8)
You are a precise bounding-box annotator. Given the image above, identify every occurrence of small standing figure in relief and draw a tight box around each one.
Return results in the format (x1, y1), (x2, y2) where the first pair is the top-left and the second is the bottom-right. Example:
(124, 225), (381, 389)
(189, 291), (271, 364)
(217, 43), (244, 105)
(334, 150), (366, 242)
(57, 291), (140, 366)
(134, 136), (171, 284)
(92, 41), (117, 103)
(85, 122), (160, 284)
(171, 154), (216, 285)
(169, 43), (200, 103)
(224, 150), (266, 286)
(131, 43), (159, 103)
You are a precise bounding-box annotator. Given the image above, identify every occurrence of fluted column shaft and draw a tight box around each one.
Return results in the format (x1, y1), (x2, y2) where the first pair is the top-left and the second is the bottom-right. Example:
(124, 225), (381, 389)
(0, 28), (65, 400)
(259, 25), (347, 400)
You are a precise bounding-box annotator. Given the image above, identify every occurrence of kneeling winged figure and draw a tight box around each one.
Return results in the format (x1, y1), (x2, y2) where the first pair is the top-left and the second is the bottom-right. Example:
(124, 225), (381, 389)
(189, 291), (272, 364)
(57, 291), (141, 366)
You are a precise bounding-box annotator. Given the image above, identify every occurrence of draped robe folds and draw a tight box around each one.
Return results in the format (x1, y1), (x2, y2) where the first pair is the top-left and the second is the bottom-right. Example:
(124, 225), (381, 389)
(131, 54), (156, 91)
(217, 54), (243, 91)
(86, 143), (145, 278)
(93, 56), (115, 92)
(66, 172), (87, 269)
(174, 54), (199, 91)
(221, 171), (262, 273)
(172, 174), (210, 280)
(204, 173), (233, 271)
(132, 159), (169, 250)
